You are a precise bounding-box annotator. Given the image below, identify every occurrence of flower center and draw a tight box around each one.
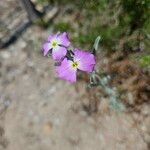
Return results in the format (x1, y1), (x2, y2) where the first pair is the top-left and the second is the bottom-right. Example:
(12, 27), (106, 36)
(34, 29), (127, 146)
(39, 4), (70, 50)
(52, 41), (58, 48)
(71, 61), (79, 69)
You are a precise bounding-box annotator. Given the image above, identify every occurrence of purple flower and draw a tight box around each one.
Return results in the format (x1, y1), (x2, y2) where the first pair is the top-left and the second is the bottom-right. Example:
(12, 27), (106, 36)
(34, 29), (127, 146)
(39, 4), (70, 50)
(43, 32), (70, 60)
(56, 49), (96, 83)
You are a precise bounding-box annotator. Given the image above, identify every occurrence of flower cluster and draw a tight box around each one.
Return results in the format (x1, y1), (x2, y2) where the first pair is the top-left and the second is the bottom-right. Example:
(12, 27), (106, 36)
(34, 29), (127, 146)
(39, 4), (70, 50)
(42, 32), (96, 83)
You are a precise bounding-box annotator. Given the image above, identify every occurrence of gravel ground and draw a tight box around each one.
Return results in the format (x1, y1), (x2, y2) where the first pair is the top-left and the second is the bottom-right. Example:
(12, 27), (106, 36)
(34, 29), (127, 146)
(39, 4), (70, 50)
(0, 25), (150, 150)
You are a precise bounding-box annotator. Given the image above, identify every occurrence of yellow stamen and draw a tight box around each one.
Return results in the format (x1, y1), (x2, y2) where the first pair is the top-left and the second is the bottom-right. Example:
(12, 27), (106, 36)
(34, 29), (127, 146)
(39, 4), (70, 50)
(52, 41), (58, 48)
(71, 61), (79, 69)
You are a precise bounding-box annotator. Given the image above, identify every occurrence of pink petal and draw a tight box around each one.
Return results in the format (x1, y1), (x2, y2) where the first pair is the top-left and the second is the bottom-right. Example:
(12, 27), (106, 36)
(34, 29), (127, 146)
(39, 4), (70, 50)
(43, 43), (52, 56)
(52, 46), (67, 61)
(74, 48), (96, 72)
(47, 32), (60, 41)
(56, 58), (77, 83)
(47, 34), (54, 42)
(57, 32), (70, 47)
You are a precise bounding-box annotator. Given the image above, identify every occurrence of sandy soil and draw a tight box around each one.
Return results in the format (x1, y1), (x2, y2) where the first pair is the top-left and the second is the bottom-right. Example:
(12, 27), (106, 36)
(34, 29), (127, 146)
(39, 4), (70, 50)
(0, 25), (150, 150)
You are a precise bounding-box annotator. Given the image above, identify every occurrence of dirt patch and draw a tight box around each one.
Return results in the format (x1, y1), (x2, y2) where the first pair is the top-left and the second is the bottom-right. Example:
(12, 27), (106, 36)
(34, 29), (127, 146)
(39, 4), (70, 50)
(108, 55), (150, 109)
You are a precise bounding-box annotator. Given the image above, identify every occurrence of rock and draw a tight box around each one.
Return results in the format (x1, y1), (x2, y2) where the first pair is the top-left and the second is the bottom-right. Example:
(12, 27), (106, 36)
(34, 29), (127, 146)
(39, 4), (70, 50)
(0, 51), (10, 59)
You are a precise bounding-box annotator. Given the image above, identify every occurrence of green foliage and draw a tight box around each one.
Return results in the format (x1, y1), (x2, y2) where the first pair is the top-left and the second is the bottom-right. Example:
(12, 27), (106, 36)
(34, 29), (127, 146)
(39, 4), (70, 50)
(139, 55), (150, 68)
(119, 0), (150, 34)
(93, 36), (101, 51)
(54, 22), (73, 32)
(33, 18), (49, 28)
(37, 0), (149, 55)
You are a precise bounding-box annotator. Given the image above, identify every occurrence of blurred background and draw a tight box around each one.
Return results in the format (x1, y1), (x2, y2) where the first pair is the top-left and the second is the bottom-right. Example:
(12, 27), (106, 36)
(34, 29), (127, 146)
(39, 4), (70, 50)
(0, 0), (150, 150)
